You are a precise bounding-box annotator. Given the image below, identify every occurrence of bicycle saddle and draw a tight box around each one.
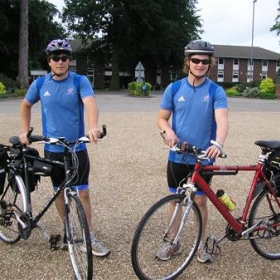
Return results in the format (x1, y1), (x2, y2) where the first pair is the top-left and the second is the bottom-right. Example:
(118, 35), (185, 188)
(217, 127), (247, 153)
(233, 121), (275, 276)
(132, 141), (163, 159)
(255, 140), (280, 150)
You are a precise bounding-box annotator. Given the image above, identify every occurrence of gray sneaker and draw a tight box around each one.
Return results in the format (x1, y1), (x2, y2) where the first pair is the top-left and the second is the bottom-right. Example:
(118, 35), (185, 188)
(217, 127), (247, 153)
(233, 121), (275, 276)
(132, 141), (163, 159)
(196, 242), (213, 263)
(156, 242), (182, 261)
(81, 232), (111, 257)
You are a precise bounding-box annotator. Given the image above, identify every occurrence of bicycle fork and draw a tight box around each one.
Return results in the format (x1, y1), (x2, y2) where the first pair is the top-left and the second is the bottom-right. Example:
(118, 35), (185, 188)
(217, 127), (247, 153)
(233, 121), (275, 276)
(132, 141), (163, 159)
(172, 196), (193, 244)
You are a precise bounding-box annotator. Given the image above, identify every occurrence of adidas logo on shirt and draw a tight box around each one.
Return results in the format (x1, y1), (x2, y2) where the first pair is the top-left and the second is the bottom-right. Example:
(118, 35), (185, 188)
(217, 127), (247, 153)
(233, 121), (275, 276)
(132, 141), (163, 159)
(44, 91), (51, 97)
(178, 96), (185, 102)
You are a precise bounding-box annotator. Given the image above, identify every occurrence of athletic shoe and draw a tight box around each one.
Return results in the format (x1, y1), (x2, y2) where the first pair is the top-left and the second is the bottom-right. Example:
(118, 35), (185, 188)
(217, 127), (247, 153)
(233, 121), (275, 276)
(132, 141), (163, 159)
(196, 242), (213, 263)
(156, 242), (182, 261)
(81, 232), (111, 257)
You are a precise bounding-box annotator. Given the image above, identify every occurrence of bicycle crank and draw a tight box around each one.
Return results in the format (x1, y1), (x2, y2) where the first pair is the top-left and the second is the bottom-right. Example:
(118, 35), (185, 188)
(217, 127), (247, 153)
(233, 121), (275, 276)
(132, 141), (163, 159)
(17, 213), (32, 239)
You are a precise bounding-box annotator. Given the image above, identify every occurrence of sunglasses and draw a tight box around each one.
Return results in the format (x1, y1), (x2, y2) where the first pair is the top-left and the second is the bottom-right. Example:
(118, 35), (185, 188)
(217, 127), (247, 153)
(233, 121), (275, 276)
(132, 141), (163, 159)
(190, 58), (211, 65)
(51, 55), (70, 62)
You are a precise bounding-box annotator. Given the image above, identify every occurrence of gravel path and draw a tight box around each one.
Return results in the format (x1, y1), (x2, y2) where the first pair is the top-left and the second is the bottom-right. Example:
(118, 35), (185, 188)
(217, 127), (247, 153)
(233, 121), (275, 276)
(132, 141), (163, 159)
(0, 95), (280, 279)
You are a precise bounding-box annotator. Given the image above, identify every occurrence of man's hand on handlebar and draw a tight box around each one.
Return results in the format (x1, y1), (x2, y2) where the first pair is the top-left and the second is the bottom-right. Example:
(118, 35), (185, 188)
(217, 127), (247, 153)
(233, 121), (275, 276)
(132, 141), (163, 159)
(87, 128), (100, 143)
(160, 130), (178, 148)
(205, 144), (222, 159)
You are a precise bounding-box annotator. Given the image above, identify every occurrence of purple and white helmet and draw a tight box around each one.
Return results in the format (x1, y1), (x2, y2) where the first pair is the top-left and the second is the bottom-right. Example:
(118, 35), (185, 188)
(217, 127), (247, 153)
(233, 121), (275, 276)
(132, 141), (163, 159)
(46, 39), (72, 55)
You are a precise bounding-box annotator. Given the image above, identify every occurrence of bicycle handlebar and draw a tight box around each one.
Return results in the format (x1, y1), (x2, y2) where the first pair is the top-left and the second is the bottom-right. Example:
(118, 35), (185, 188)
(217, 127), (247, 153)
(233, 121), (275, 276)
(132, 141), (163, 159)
(160, 130), (227, 159)
(27, 125), (107, 145)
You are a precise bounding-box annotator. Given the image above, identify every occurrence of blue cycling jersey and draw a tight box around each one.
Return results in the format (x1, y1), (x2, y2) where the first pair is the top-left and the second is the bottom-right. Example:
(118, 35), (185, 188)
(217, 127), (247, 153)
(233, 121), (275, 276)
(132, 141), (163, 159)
(25, 72), (94, 152)
(160, 77), (228, 165)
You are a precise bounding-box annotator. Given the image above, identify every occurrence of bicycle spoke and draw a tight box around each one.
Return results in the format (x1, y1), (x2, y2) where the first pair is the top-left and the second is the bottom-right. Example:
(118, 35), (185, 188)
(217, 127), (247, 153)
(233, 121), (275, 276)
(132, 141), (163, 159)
(249, 188), (280, 259)
(131, 194), (201, 280)
(0, 182), (24, 244)
(65, 192), (93, 280)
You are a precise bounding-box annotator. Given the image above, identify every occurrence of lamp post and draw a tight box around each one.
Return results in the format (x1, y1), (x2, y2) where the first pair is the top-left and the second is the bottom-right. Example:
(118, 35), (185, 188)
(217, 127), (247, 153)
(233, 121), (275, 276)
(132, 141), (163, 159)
(250, 0), (257, 82)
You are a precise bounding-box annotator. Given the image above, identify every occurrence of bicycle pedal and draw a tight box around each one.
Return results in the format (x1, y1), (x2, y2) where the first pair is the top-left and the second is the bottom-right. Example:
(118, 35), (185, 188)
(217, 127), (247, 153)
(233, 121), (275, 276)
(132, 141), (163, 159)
(49, 234), (61, 251)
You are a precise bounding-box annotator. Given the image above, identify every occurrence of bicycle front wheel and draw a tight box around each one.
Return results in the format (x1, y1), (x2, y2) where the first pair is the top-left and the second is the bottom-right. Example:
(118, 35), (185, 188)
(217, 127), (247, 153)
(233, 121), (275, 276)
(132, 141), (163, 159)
(64, 191), (93, 280)
(249, 188), (280, 259)
(131, 194), (202, 280)
(0, 175), (26, 244)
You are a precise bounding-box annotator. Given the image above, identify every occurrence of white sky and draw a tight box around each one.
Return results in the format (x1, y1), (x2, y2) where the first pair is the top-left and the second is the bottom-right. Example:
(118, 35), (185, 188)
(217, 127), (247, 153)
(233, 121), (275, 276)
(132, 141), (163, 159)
(197, 0), (280, 53)
(48, 0), (280, 53)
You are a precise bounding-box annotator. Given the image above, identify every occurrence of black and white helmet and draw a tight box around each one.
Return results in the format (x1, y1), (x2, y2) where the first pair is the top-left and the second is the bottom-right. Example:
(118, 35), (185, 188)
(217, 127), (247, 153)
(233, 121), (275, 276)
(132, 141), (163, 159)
(46, 39), (72, 55)
(184, 40), (214, 56)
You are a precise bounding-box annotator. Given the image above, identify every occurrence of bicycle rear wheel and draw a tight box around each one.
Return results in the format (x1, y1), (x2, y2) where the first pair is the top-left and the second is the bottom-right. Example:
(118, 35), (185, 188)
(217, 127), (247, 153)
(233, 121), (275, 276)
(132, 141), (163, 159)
(0, 175), (26, 243)
(131, 194), (202, 280)
(249, 188), (280, 259)
(64, 191), (93, 280)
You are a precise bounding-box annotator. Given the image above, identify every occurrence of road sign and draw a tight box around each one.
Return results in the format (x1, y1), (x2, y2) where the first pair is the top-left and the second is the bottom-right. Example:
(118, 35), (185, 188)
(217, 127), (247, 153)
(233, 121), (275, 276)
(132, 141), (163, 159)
(135, 61), (145, 82)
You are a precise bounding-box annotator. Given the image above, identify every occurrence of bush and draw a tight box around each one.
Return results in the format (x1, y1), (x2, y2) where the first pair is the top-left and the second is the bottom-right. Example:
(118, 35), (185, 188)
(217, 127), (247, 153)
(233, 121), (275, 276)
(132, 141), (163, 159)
(0, 82), (6, 95)
(14, 88), (28, 97)
(259, 78), (275, 94)
(242, 87), (259, 98)
(128, 81), (152, 96)
(258, 92), (275, 99)
(225, 87), (242, 97)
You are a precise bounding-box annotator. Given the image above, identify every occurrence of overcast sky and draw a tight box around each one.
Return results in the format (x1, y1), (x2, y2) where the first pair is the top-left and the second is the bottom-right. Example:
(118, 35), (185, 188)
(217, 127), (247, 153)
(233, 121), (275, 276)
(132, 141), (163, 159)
(48, 0), (280, 53)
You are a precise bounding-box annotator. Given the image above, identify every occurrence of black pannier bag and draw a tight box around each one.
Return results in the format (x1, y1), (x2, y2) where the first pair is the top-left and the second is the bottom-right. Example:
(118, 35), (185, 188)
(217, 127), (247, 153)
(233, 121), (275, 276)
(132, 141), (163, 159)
(267, 149), (280, 171)
(9, 146), (41, 193)
(266, 149), (280, 196)
(0, 146), (8, 195)
(33, 159), (53, 176)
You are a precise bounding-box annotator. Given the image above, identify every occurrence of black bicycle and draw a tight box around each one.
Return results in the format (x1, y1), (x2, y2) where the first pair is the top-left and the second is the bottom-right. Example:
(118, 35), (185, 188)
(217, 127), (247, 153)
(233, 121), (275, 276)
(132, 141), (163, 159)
(0, 125), (107, 280)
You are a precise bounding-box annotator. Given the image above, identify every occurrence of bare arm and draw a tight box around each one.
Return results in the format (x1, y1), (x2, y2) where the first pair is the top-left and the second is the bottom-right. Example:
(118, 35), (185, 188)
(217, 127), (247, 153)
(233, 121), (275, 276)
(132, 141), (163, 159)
(19, 99), (33, 144)
(83, 96), (99, 142)
(206, 108), (229, 158)
(157, 108), (178, 147)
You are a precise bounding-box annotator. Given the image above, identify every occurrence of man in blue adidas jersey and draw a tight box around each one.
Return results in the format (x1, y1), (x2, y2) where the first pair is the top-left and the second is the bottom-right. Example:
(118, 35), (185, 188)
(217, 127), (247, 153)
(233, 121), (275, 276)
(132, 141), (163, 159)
(19, 39), (110, 257)
(156, 40), (229, 262)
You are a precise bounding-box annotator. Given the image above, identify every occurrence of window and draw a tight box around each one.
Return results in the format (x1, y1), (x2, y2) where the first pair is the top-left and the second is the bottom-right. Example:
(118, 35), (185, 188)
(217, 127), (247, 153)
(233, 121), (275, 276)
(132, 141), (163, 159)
(233, 59), (239, 65)
(262, 60), (268, 66)
(232, 71), (239, 82)
(217, 70), (224, 82)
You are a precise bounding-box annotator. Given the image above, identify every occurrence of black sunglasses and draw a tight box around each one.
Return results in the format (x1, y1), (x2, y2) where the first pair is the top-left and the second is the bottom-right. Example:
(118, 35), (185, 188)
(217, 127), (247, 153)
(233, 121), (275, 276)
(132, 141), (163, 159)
(51, 55), (70, 62)
(190, 58), (211, 65)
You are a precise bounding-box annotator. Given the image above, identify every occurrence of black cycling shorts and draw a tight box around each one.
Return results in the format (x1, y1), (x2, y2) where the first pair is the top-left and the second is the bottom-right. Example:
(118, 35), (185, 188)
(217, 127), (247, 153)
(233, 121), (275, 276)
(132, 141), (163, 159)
(44, 149), (90, 191)
(167, 160), (212, 194)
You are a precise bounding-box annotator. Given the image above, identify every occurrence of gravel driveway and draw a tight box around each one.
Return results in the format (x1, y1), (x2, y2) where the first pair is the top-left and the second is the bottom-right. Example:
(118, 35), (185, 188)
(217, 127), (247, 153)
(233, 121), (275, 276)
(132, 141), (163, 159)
(0, 92), (280, 279)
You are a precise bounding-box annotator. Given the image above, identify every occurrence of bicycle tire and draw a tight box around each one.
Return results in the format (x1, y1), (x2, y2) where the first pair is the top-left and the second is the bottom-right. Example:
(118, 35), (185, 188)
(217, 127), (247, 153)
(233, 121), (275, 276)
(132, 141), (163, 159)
(64, 191), (93, 280)
(248, 188), (280, 259)
(131, 194), (202, 280)
(0, 175), (27, 244)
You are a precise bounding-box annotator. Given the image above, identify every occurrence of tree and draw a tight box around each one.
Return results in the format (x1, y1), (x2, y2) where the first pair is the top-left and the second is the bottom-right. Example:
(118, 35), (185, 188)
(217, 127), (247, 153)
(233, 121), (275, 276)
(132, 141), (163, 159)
(0, 0), (66, 82)
(62, 0), (202, 90)
(18, 0), (29, 88)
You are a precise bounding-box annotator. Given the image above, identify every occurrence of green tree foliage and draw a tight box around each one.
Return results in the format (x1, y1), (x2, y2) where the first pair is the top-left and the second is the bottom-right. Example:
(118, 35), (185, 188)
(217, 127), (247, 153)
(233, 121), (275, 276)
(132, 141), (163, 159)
(62, 0), (202, 89)
(0, 0), (66, 80)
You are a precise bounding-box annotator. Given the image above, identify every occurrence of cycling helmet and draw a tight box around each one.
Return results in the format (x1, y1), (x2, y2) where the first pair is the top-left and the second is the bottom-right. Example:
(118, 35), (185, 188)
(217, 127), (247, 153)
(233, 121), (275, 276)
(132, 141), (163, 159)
(46, 39), (72, 55)
(184, 40), (214, 56)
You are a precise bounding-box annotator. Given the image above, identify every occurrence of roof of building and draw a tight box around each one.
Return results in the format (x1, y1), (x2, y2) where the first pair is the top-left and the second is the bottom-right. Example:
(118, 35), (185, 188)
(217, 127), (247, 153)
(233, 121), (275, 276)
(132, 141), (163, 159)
(213, 44), (280, 60)
(69, 39), (280, 61)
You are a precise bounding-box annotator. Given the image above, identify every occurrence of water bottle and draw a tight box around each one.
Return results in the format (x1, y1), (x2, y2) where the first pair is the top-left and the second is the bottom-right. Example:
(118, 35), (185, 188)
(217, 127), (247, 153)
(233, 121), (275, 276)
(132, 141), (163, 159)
(216, 189), (236, 211)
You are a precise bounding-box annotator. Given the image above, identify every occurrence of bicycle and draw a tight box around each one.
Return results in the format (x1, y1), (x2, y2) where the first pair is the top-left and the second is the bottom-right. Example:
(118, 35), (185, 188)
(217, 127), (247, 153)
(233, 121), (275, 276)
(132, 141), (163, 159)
(131, 135), (280, 280)
(0, 125), (107, 280)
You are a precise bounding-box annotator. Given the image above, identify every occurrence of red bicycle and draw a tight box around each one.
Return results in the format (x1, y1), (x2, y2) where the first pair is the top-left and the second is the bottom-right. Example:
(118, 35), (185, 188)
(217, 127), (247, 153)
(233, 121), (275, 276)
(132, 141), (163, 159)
(131, 138), (280, 280)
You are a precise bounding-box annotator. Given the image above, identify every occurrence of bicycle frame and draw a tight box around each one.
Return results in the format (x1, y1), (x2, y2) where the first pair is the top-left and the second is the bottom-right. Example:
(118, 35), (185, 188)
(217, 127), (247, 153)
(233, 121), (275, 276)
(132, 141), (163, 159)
(22, 145), (73, 229)
(189, 161), (280, 235)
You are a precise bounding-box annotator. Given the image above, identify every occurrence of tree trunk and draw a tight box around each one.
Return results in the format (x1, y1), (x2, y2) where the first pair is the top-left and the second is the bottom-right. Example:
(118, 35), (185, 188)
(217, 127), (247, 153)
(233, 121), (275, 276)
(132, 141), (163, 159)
(110, 44), (120, 90)
(18, 0), (29, 88)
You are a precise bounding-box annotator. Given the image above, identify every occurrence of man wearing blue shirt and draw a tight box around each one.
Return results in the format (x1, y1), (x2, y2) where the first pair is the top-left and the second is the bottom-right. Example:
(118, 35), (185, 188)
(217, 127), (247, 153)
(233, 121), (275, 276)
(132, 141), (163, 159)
(157, 40), (229, 262)
(20, 39), (110, 257)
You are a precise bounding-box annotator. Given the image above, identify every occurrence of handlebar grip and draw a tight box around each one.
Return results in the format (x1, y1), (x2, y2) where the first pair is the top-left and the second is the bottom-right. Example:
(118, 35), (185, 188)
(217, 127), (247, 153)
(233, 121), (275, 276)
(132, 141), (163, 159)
(99, 125), (107, 139)
(28, 135), (48, 143)
(176, 142), (200, 153)
(26, 127), (34, 138)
